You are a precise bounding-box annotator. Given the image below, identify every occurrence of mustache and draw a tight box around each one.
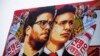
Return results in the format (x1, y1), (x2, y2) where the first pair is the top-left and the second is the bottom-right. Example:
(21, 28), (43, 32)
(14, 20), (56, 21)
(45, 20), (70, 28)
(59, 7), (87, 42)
(41, 30), (50, 35)
(41, 33), (48, 35)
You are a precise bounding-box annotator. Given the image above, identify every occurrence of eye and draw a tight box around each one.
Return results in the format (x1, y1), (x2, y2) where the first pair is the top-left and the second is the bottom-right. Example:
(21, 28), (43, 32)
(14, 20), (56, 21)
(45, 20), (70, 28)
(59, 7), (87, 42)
(48, 21), (52, 25)
(36, 21), (41, 24)
(36, 21), (47, 26)
(40, 21), (47, 25)
(69, 20), (74, 25)
(59, 21), (66, 25)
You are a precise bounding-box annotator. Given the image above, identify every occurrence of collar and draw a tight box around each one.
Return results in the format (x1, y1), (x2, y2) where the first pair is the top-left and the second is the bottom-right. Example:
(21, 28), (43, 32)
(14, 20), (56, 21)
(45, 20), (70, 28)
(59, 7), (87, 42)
(18, 43), (43, 56)
(37, 47), (43, 56)
(44, 46), (64, 56)
(64, 40), (72, 47)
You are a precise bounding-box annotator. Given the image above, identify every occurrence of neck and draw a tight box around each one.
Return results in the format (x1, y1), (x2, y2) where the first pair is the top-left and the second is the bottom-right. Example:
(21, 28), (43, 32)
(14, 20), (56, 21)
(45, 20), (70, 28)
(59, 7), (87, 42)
(46, 38), (64, 52)
(23, 36), (38, 56)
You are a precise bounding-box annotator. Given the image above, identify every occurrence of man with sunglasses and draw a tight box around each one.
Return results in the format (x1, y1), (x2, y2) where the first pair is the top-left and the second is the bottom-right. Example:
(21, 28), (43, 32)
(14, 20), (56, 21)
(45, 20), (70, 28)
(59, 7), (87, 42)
(18, 6), (55, 56)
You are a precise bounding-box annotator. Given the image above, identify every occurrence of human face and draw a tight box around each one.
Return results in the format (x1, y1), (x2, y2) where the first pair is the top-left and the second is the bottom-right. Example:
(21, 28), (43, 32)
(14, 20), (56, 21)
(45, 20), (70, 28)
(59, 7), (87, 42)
(50, 12), (74, 44)
(79, 4), (85, 11)
(30, 12), (53, 42)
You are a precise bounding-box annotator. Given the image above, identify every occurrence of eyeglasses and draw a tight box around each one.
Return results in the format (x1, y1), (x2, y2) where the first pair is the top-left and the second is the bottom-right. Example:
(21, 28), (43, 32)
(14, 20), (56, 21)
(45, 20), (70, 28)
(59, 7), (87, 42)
(34, 20), (52, 29)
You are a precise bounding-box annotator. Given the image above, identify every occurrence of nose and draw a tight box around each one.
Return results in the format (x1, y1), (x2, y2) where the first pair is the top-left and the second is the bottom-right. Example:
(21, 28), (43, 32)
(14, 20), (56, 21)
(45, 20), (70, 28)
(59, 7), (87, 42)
(44, 23), (50, 30)
(64, 23), (70, 30)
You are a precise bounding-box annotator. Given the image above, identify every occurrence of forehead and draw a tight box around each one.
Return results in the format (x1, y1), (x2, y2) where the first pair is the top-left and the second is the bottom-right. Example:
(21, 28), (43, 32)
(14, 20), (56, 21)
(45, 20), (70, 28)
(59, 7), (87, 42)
(56, 12), (75, 22)
(36, 12), (53, 22)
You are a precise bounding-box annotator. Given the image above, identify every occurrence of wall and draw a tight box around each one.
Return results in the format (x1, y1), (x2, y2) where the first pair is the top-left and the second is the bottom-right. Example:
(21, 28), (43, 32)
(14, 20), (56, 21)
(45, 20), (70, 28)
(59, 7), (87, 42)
(1, 0), (99, 56)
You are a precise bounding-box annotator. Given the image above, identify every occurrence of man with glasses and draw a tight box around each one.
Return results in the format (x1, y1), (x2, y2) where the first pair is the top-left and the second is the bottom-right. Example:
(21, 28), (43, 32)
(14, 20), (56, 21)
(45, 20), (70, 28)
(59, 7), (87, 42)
(18, 6), (55, 56)
(39, 5), (75, 56)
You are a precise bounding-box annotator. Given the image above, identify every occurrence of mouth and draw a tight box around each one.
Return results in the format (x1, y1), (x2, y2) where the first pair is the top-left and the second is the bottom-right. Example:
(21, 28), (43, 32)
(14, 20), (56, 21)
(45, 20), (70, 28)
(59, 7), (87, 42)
(60, 33), (70, 38)
(40, 33), (49, 41)
(41, 33), (49, 37)
(42, 34), (48, 36)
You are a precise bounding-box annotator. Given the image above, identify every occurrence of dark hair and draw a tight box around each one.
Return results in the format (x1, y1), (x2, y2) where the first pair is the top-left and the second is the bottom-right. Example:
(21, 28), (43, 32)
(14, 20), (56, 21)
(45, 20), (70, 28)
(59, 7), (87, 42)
(56, 5), (76, 16)
(23, 6), (55, 38)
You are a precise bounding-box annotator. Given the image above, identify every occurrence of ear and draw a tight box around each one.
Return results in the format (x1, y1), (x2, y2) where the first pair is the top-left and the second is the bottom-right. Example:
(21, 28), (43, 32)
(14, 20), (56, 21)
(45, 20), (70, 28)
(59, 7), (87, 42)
(25, 25), (32, 36)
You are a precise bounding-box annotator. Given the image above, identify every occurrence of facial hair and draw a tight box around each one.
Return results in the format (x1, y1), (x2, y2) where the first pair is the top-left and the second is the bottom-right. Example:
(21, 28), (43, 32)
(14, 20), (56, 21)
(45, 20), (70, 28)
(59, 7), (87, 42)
(28, 33), (49, 50)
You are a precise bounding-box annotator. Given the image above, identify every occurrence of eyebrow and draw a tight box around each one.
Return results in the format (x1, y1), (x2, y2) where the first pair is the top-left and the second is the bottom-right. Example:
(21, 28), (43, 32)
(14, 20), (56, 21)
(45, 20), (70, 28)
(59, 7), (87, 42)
(58, 20), (68, 23)
(61, 20), (67, 22)
(59, 19), (74, 23)
(36, 20), (48, 22)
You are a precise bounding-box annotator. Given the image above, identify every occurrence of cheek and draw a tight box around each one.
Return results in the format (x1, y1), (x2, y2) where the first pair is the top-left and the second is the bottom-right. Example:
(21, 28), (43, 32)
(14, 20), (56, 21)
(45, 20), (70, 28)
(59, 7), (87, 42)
(33, 25), (42, 35)
(30, 30), (37, 40)
(70, 25), (73, 33)
(70, 23), (74, 28)
(70, 25), (73, 35)
(70, 25), (73, 29)
(54, 26), (63, 34)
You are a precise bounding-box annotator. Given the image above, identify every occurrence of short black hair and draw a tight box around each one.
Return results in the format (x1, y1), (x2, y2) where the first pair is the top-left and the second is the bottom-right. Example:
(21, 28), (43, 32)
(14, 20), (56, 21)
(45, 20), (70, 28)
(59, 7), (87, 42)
(23, 6), (55, 37)
(56, 5), (76, 16)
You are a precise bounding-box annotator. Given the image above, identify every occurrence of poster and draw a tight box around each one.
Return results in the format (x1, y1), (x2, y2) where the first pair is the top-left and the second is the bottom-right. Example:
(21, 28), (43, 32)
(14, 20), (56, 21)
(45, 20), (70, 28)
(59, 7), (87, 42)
(3, 0), (100, 56)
